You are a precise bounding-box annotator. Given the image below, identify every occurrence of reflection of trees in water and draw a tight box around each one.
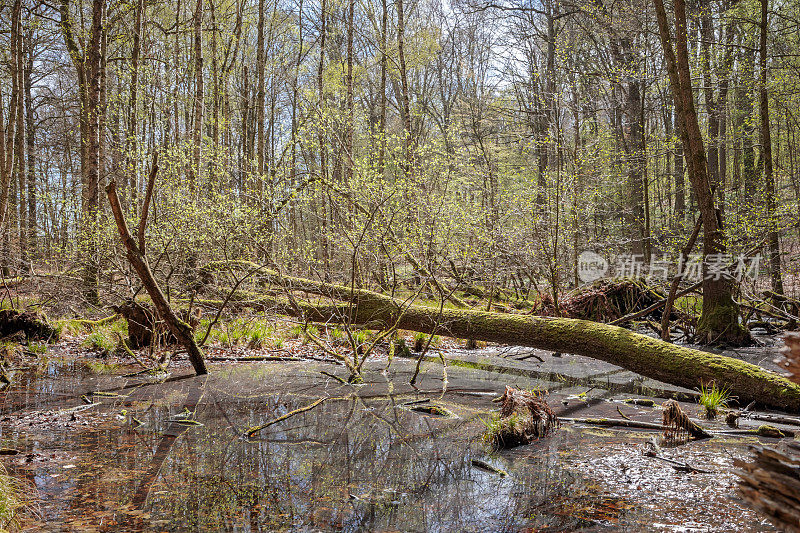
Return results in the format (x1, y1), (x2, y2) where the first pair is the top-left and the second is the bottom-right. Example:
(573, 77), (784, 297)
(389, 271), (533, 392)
(31, 370), (617, 531)
(134, 390), (596, 531)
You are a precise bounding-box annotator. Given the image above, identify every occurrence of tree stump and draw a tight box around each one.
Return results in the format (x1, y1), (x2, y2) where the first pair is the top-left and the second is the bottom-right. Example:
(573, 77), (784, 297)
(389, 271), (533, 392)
(113, 300), (159, 349)
(112, 300), (201, 349)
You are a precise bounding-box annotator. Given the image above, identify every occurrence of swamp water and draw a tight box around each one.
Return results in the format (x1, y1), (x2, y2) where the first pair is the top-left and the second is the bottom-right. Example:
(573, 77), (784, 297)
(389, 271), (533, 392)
(0, 348), (788, 532)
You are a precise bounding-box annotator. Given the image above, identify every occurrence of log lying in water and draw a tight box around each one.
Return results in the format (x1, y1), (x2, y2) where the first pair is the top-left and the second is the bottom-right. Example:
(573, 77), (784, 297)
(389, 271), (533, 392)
(202, 261), (800, 413)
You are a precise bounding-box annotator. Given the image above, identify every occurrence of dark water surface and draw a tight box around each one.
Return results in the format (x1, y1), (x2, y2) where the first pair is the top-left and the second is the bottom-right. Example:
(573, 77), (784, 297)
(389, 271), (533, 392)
(0, 353), (783, 532)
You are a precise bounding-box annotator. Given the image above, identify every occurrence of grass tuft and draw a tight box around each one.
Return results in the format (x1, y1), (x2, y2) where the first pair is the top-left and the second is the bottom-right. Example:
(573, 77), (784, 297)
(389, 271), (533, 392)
(0, 463), (36, 531)
(699, 382), (731, 419)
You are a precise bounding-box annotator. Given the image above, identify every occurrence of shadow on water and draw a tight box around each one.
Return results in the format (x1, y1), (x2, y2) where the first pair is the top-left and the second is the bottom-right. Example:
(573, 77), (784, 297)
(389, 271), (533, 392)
(0, 355), (782, 532)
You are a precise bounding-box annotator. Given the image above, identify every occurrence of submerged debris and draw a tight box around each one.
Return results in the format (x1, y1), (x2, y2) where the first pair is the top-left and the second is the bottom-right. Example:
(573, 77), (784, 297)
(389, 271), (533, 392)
(624, 398), (655, 407)
(407, 404), (456, 418)
(470, 458), (508, 476)
(483, 386), (558, 449)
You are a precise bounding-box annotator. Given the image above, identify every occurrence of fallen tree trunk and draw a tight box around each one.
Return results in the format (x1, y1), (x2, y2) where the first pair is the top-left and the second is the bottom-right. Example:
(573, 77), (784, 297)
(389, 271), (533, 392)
(209, 264), (800, 412)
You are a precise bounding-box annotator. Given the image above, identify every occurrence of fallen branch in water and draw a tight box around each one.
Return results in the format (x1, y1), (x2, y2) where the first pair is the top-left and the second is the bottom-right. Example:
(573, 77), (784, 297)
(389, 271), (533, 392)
(246, 396), (350, 437)
(560, 417), (666, 431)
(560, 411), (714, 441)
(643, 440), (712, 473)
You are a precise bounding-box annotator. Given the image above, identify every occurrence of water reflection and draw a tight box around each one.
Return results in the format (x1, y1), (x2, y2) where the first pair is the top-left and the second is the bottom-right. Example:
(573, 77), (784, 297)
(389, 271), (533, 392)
(0, 359), (771, 531)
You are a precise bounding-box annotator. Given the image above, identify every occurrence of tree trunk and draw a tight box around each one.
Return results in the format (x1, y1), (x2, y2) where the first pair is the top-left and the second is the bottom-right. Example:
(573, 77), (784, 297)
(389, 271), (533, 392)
(653, 0), (750, 346)
(739, 41), (757, 207)
(255, 0), (266, 196)
(14, 0), (27, 269)
(127, 0), (144, 207)
(397, 0), (412, 178)
(759, 0), (784, 297)
(673, 104), (685, 223)
(24, 30), (36, 261)
(0, 88), (10, 246)
(106, 180), (208, 375)
(378, 0), (387, 175)
(345, 0), (355, 181)
(190, 0), (204, 192)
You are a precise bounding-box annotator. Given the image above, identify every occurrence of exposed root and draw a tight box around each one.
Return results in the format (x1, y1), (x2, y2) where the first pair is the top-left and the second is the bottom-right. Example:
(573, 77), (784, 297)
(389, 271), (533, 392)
(0, 309), (57, 342)
(662, 399), (712, 441)
(484, 386), (558, 449)
(547, 278), (667, 322)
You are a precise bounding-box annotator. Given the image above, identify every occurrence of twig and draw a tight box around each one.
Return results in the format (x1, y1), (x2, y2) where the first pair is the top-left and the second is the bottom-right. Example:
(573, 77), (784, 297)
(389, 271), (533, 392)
(320, 370), (349, 384)
(644, 452), (713, 474)
(560, 417), (665, 430)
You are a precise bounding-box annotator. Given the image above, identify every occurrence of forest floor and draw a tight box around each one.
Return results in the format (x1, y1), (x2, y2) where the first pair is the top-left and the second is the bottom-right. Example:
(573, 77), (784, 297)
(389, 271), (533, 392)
(0, 318), (793, 531)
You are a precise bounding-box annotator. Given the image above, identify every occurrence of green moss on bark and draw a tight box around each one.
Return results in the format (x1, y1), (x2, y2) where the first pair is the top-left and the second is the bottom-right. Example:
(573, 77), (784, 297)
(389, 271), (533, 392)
(696, 296), (751, 346)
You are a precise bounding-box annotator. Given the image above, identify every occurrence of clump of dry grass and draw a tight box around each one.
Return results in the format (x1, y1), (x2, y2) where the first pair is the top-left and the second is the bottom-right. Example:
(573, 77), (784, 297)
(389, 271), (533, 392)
(0, 463), (37, 531)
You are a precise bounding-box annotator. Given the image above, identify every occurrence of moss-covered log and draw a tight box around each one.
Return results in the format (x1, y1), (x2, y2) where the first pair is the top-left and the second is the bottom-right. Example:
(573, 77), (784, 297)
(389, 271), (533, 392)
(194, 261), (800, 412)
(386, 303), (799, 411)
(233, 268), (798, 413)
